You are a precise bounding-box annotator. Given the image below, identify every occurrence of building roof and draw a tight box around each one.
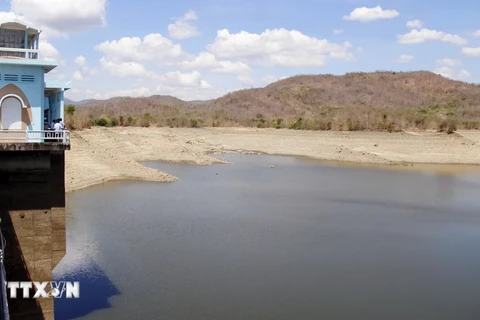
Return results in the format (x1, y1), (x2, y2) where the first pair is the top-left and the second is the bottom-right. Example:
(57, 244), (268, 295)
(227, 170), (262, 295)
(45, 81), (72, 94)
(0, 19), (40, 35)
(0, 57), (57, 73)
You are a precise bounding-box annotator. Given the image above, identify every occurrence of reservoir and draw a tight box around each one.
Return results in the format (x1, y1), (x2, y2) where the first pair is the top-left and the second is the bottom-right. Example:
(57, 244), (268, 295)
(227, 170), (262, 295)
(55, 154), (480, 320)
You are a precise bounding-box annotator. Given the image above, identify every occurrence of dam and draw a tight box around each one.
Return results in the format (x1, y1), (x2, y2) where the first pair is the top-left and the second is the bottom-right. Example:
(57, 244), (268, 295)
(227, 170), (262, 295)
(0, 19), (71, 320)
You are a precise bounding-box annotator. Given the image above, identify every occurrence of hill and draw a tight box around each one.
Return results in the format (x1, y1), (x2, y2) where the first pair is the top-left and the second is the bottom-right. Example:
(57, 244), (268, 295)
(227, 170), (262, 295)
(69, 71), (480, 131)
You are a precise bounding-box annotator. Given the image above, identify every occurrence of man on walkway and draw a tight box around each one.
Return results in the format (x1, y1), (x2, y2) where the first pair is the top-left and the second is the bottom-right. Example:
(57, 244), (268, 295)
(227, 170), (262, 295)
(54, 120), (62, 142)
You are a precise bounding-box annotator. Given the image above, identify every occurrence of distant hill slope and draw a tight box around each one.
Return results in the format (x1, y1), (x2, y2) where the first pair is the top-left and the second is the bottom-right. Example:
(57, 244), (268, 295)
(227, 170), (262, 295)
(205, 71), (480, 118)
(71, 71), (480, 131)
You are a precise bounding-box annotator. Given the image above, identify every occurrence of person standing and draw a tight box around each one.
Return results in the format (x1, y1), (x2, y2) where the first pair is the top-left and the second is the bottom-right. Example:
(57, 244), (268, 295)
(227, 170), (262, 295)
(54, 120), (62, 142)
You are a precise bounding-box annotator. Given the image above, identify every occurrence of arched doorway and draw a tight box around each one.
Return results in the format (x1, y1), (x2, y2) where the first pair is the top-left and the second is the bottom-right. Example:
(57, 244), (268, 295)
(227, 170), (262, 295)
(1, 96), (22, 129)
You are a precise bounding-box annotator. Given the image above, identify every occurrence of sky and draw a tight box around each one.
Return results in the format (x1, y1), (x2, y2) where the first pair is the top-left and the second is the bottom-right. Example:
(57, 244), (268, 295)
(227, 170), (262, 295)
(0, 0), (479, 101)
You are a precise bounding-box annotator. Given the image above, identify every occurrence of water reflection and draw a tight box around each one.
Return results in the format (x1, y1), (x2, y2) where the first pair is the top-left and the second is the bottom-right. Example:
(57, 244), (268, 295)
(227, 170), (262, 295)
(53, 258), (120, 320)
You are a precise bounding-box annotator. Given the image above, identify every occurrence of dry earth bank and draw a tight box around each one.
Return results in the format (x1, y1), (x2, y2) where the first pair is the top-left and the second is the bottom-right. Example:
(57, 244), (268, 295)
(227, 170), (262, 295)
(65, 127), (480, 192)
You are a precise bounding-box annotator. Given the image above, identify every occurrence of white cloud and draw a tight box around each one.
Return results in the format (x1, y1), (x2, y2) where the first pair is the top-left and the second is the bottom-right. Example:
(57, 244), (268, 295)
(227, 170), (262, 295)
(333, 29), (344, 34)
(168, 10), (200, 39)
(207, 28), (355, 67)
(100, 58), (159, 79)
(462, 47), (480, 57)
(95, 34), (185, 63)
(395, 54), (414, 63)
(75, 55), (86, 66)
(71, 56), (98, 81)
(471, 30), (480, 38)
(72, 70), (83, 81)
(398, 28), (467, 45)
(436, 58), (462, 66)
(433, 66), (471, 81)
(157, 71), (210, 88)
(181, 52), (251, 75)
(343, 6), (399, 22)
(38, 39), (59, 59)
(10, 0), (107, 37)
(406, 19), (424, 29)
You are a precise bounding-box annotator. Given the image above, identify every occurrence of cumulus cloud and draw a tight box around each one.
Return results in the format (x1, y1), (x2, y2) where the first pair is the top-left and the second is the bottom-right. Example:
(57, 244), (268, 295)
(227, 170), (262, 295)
(38, 39), (59, 59)
(95, 34), (185, 63)
(168, 10), (200, 39)
(397, 28), (467, 45)
(156, 70), (210, 88)
(395, 54), (414, 63)
(406, 19), (424, 29)
(10, 0), (107, 37)
(343, 6), (399, 22)
(207, 28), (355, 67)
(471, 30), (480, 38)
(433, 66), (470, 81)
(462, 47), (480, 57)
(71, 56), (98, 81)
(436, 58), (462, 66)
(100, 58), (159, 79)
(333, 29), (344, 35)
(75, 55), (86, 66)
(180, 52), (251, 75)
(72, 70), (83, 81)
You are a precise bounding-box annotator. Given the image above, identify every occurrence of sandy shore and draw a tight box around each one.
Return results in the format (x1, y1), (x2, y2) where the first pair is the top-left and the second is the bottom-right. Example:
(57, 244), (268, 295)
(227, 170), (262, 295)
(65, 127), (480, 193)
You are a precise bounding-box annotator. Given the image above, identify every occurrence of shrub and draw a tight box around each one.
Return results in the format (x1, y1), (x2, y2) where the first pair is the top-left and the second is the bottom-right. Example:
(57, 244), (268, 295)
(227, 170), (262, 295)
(93, 118), (108, 126)
(65, 105), (76, 116)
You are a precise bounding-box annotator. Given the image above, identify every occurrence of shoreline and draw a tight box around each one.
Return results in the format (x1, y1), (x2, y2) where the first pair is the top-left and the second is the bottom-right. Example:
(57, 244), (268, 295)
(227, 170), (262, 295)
(65, 127), (480, 193)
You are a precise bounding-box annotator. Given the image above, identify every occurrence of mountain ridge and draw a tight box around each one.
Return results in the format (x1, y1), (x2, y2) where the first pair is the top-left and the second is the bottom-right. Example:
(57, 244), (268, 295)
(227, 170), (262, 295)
(67, 71), (480, 131)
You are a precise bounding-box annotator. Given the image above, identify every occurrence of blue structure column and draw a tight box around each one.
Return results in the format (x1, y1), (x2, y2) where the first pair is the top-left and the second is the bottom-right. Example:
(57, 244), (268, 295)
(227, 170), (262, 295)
(24, 28), (28, 58)
(60, 90), (65, 120)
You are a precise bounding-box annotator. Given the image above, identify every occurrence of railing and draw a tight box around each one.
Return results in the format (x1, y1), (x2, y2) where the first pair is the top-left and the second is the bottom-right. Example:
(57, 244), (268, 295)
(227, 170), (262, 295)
(0, 220), (9, 320)
(0, 130), (70, 145)
(0, 48), (38, 59)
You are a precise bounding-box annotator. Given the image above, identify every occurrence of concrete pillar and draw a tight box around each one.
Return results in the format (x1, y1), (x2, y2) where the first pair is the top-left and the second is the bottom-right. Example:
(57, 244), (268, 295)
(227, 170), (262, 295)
(24, 28), (28, 58)
(0, 150), (67, 320)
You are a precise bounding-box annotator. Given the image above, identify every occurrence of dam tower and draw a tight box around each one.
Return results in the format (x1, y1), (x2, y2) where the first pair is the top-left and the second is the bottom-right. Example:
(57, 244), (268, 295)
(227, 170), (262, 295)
(0, 19), (71, 319)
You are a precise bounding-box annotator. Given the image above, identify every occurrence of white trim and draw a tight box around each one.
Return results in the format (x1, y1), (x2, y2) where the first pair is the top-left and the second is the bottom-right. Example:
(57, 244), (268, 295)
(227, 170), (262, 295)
(0, 48), (39, 53)
(0, 94), (27, 108)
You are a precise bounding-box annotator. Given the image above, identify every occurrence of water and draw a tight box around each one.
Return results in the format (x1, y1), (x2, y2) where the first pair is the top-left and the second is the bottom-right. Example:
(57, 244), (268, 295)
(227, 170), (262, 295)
(55, 154), (480, 320)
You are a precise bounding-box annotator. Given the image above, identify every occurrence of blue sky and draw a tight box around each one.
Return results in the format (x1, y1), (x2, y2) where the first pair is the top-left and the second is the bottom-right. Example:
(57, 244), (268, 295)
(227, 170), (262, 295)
(1, 0), (479, 101)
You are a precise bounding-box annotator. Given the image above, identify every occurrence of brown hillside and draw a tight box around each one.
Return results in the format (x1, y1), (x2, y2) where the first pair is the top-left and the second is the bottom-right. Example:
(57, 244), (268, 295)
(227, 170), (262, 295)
(207, 71), (480, 118)
(71, 71), (480, 131)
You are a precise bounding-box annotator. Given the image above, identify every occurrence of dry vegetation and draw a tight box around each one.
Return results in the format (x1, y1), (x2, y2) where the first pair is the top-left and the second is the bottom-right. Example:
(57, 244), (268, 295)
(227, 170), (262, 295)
(66, 71), (480, 133)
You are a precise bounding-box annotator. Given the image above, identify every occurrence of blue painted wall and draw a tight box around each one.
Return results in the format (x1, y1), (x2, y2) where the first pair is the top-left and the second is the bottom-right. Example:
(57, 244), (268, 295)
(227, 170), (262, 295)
(48, 91), (63, 123)
(0, 64), (44, 130)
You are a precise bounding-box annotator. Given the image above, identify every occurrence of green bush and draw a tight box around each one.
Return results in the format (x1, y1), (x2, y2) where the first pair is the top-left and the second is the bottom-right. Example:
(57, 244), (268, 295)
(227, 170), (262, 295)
(93, 118), (108, 126)
(65, 105), (76, 116)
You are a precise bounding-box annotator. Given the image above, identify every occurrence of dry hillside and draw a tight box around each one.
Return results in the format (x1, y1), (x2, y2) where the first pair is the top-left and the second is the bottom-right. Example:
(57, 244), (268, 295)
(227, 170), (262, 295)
(69, 71), (480, 132)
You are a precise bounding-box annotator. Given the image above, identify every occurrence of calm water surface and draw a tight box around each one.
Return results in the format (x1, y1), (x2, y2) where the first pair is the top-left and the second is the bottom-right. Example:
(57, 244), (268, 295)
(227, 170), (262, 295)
(54, 154), (480, 320)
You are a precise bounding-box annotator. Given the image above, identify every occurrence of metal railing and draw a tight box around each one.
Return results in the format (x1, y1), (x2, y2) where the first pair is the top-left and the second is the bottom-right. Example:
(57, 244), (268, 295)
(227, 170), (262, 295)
(0, 130), (70, 145)
(0, 220), (9, 320)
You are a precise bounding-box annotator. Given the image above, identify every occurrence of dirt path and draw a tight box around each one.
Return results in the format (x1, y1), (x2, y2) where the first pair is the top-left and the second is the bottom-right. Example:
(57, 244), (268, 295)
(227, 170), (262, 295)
(65, 127), (480, 192)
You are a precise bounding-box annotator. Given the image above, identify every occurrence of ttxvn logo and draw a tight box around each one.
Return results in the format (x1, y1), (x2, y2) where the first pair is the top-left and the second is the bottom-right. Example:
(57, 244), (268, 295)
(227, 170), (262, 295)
(6, 281), (80, 298)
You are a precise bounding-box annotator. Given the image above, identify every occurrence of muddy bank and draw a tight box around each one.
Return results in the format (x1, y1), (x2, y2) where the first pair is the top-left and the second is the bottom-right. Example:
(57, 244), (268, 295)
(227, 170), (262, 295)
(65, 127), (480, 192)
